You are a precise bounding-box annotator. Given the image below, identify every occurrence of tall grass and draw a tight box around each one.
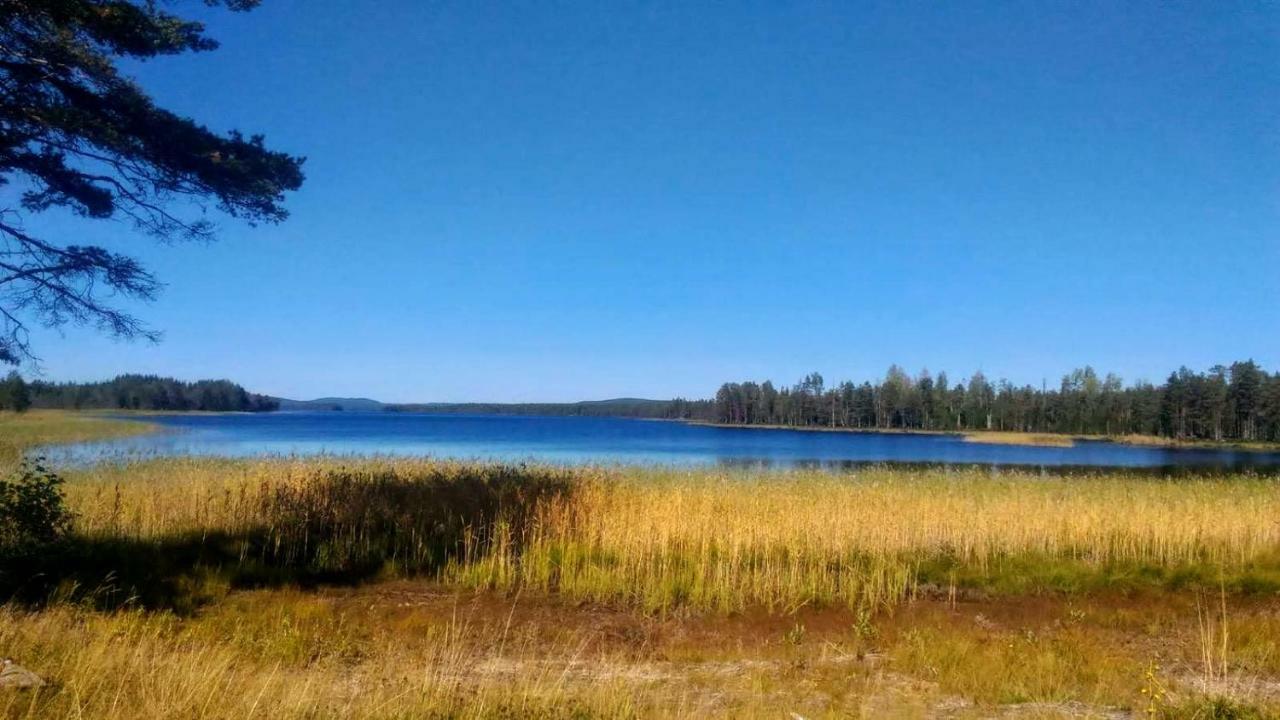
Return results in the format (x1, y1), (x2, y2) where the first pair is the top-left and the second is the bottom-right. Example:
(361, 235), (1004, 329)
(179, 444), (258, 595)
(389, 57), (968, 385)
(37, 458), (1280, 613)
(5, 458), (576, 608)
(452, 468), (1280, 612)
(7, 454), (1280, 718)
(0, 411), (154, 472)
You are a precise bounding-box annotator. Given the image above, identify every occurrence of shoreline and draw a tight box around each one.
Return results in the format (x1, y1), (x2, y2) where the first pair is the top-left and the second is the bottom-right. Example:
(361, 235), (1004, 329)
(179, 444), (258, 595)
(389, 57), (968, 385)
(1, 410), (160, 464)
(681, 419), (1280, 452)
(13, 411), (1280, 455)
(684, 420), (953, 437)
(10, 426), (1280, 717)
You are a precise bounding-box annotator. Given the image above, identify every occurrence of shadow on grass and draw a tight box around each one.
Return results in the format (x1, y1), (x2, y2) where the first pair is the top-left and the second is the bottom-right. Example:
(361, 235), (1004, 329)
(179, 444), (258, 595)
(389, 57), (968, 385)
(1, 464), (578, 613)
(912, 551), (1280, 599)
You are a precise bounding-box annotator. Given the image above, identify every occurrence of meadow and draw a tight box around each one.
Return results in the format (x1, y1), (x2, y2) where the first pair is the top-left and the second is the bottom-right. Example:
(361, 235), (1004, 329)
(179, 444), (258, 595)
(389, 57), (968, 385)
(3, 412), (1280, 718)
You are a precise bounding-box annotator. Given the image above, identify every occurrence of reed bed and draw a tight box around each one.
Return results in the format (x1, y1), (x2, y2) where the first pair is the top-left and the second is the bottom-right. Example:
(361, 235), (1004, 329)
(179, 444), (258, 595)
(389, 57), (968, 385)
(63, 457), (580, 544)
(44, 458), (1280, 613)
(0, 411), (154, 464)
(8, 456), (1280, 718)
(454, 468), (1280, 612)
(961, 431), (1075, 447)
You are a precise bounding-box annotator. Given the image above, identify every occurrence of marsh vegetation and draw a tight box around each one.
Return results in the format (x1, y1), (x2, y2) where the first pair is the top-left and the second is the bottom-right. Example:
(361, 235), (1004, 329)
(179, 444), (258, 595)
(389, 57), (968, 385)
(3, 414), (1280, 717)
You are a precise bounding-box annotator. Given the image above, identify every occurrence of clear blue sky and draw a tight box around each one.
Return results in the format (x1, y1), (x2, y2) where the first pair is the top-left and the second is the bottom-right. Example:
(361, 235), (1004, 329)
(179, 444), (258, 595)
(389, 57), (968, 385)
(23, 1), (1279, 402)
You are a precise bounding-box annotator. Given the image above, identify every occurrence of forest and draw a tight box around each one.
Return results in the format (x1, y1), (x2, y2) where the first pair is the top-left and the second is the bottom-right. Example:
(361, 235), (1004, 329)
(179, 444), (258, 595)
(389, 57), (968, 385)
(8, 363), (1280, 445)
(707, 361), (1280, 443)
(25, 374), (279, 413)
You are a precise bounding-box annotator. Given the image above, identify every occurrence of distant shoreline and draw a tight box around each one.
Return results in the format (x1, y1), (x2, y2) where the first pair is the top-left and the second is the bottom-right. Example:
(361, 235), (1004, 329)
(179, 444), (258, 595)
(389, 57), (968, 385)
(681, 420), (1280, 452)
(1, 409), (160, 455)
(21, 410), (1280, 454)
(684, 420), (952, 437)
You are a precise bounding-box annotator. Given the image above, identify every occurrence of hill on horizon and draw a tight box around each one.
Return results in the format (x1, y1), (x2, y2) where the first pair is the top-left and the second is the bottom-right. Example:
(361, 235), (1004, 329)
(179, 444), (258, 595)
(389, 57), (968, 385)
(270, 396), (697, 418)
(273, 397), (386, 412)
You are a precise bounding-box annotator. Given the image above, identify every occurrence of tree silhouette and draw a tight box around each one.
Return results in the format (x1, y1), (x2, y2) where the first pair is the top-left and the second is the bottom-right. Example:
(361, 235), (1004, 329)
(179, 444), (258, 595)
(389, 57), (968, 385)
(0, 0), (304, 363)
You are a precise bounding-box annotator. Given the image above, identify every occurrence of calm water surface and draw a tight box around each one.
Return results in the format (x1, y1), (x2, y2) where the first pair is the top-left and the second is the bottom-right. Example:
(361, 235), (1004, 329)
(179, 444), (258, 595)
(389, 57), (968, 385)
(40, 412), (1280, 471)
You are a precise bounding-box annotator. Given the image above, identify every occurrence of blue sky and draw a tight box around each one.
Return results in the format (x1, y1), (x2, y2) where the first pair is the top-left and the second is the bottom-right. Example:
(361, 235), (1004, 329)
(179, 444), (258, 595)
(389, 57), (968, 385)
(22, 1), (1279, 402)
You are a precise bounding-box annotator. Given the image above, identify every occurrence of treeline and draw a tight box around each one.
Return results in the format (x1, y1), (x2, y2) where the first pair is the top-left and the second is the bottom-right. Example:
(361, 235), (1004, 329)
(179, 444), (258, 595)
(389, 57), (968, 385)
(388, 397), (711, 419)
(27, 374), (279, 412)
(710, 361), (1280, 443)
(0, 372), (31, 411)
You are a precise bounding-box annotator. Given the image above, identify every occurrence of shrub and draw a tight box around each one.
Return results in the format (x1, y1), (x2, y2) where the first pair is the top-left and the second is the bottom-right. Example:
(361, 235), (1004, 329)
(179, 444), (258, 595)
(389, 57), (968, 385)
(0, 458), (72, 558)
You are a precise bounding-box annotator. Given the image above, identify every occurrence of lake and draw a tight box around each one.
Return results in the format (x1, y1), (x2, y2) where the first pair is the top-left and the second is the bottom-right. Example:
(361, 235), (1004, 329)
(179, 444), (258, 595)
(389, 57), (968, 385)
(40, 412), (1280, 471)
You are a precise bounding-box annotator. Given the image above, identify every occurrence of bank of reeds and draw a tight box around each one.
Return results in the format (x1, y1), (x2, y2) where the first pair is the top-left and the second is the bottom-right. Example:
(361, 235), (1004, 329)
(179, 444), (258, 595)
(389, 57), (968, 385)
(32, 458), (1280, 613)
(451, 468), (1280, 612)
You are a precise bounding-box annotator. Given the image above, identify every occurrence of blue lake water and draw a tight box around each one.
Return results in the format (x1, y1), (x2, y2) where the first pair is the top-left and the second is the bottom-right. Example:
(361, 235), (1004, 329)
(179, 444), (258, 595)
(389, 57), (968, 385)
(38, 412), (1280, 472)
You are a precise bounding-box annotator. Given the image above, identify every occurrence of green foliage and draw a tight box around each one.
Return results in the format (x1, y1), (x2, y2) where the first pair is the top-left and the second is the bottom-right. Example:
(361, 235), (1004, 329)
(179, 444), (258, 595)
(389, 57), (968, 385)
(711, 359), (1280, 443)
(852, 605), (879, 641)
(0, 0), (304, 363)
(30, 373), (277, 411)
(0, 370), (31, 411)
(911, 553), (1280, 598)
(0, 458), (72, 558)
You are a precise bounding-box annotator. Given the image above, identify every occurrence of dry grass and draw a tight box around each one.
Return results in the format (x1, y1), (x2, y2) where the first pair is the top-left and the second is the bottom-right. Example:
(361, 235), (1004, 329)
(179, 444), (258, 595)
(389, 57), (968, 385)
(3, 409), (1280, 718)
(962, 431), (1076, 447)
(1104, 434), (1280, 453)
(6, 583), (1280, 719)
(0, 595), (648, 720)
(40, 458), (1280, 615)
(453, 466), (1280, 612)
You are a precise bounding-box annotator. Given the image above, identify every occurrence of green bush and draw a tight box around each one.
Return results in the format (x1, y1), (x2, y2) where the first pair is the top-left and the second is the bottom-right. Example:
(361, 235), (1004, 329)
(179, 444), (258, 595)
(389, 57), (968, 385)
(0, 459), (71, 558)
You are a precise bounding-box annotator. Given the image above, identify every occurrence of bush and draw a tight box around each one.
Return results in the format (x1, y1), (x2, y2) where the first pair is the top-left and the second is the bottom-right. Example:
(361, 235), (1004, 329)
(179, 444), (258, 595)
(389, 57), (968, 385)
(0, 459), (71, 558)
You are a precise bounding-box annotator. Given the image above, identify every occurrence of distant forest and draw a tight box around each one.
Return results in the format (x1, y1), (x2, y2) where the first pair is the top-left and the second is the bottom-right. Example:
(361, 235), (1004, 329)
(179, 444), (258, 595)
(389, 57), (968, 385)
(28, 375), (279, 412)
(12, 362), (1280, 445)
(708, 361), (1280, 443)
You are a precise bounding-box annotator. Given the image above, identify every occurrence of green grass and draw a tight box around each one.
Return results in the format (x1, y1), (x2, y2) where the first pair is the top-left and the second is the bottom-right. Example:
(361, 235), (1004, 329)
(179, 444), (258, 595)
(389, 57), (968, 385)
(0, 410), (155, 470)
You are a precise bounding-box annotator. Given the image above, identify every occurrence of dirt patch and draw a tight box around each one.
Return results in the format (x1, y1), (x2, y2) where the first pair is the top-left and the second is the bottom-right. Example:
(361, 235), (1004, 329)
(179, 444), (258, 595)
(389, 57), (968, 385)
(227, 581), (1280, 717)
